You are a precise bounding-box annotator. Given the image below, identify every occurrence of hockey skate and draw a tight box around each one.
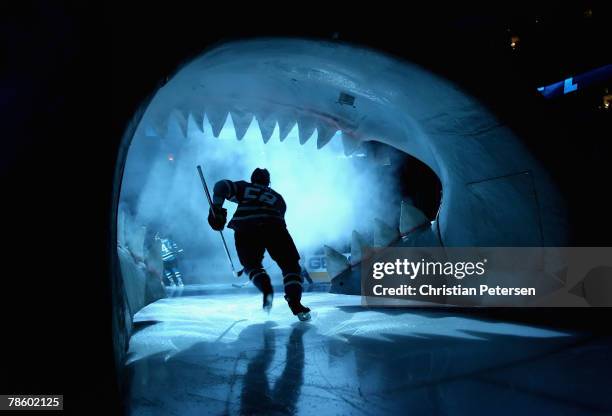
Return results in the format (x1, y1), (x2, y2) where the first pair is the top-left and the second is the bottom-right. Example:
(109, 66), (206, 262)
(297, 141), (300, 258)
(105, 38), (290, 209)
(263, 292), (274, 313)
(296, 310), (311, 322)
(287, 298), (311, 321)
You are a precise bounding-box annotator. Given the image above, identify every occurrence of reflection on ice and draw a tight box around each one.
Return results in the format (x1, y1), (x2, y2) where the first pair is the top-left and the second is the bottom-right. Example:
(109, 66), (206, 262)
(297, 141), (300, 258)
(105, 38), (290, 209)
(129, 292), (570, 364)
(126, 292), (611, 416)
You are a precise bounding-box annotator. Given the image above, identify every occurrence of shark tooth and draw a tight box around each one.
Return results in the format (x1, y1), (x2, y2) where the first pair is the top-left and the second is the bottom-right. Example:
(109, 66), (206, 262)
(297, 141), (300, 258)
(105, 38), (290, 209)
(145, 121), (165, 137)
(188, 111), (205, 134)
(399, 200), (429, 235)
(206, 108), (229, 138)
(278, 114), (297, 142)
(230, 110), (253, 141)
(297, 117), (316, 144)
(167, 109), (188, 138)
(146, 113), (169, 138)
(569, 280), (585, 298)
(374, 218), (399, 246)
(316, 124), (337, 149)
(341, 131), (360, 156)
(350, 230), (369, 265)
(324, 245), (350, 279)
(256, 113), (276, 143)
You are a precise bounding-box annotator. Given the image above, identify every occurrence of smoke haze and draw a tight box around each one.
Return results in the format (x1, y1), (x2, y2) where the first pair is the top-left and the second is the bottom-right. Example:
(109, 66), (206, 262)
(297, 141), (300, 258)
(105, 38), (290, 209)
(120, 116), (401, 283)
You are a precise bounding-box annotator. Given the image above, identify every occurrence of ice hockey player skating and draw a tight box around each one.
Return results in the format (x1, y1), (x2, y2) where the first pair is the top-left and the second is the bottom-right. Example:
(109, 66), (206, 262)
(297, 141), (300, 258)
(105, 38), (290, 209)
(207, 168), (311, 321)
(156, 233), (184, 287)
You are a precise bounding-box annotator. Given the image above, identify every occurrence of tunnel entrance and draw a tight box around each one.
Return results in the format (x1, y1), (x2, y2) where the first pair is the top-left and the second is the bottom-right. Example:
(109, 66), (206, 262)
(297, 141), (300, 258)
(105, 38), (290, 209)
(108, 38), (594, 416)
(117, 111), (441, 290)
(110, 41), (459, 389)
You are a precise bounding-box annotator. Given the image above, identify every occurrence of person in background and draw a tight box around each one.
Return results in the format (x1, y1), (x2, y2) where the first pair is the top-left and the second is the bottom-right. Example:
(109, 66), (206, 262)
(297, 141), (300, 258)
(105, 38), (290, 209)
(156, 233), (184, 287)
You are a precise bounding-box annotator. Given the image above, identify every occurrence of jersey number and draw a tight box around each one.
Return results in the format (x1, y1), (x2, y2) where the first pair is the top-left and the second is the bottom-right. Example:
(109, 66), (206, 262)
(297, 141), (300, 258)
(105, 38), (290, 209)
(244, 187), (277, 205)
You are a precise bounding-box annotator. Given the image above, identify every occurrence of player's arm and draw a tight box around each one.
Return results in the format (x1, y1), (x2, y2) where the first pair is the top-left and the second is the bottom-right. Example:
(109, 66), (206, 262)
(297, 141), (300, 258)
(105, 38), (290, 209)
(212, 180), (238, 207)
(208, 179), (236, 231)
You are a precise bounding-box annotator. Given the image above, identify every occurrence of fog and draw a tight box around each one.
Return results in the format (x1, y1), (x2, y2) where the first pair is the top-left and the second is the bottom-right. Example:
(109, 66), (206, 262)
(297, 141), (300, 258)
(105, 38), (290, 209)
(120, 115), (402, 283)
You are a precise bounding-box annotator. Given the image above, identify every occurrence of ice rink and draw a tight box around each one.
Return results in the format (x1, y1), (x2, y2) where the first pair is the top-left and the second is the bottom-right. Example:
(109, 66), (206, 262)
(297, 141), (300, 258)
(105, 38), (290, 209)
(126, 288), (612, 415)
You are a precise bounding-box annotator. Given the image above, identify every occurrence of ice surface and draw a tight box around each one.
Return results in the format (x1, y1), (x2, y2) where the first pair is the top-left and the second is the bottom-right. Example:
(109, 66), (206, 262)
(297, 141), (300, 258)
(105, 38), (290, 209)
(126, 291), (611, 415)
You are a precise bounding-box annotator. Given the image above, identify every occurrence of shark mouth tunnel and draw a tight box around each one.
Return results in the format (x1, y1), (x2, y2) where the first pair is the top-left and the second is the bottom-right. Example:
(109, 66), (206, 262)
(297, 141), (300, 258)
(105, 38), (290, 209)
(108, 39), (607, 415)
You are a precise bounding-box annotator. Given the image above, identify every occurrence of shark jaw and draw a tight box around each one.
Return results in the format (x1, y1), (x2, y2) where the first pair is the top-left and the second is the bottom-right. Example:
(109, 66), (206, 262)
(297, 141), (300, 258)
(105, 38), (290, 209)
(131, 37), (568, 251)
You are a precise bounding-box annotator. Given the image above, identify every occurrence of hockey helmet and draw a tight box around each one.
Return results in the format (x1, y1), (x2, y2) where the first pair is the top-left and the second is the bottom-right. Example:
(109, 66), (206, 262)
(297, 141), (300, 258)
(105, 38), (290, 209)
(251, 168), (270, 186)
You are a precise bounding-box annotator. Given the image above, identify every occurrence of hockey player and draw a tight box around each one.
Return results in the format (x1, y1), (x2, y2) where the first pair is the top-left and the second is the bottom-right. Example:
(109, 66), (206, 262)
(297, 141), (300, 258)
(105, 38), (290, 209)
(207, 168), (311, 321)
(156, 233), (184, 287)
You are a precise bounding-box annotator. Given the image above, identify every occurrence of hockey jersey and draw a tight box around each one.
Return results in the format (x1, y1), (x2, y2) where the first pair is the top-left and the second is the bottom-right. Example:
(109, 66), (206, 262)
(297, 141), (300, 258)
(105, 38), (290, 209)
(160, 237), (183, 262)
(213, 180), (287, 230)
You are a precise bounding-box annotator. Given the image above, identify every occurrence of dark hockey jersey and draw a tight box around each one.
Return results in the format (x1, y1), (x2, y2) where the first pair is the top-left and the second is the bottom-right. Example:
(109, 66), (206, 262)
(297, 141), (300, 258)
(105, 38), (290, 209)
(212, 180), (287, 230)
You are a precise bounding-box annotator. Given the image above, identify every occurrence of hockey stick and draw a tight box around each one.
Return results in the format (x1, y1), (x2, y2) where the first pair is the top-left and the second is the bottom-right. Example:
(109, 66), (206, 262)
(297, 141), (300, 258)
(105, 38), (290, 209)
(197, 165), (240, 279)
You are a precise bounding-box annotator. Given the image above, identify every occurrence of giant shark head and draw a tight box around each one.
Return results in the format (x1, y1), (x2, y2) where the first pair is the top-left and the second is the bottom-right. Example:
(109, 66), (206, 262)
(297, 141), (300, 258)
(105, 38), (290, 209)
(120, 38), (568, 288)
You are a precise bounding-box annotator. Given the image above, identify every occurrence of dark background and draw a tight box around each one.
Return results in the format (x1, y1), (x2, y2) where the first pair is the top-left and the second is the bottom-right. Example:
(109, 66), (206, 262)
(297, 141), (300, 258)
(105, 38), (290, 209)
(0, 2), (609, 412)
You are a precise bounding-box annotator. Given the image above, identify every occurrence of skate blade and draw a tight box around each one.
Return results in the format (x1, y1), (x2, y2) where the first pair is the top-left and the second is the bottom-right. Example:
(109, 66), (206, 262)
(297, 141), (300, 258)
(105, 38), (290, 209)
(263, 294), (274, 314)
(296, 311), (311, 322)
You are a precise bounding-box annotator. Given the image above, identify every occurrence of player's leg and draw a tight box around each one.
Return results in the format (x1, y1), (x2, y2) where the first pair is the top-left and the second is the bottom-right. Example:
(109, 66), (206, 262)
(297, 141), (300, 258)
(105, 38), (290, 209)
(235, 228), (274, 311)
(172, 264), (184, 287)
(163, 266), (176, 287)
(266, 225), (310, 321)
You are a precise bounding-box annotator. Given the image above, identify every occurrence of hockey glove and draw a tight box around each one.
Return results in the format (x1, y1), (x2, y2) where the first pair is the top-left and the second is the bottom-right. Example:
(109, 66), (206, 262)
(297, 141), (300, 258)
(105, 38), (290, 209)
(208, 206), (227, 231)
